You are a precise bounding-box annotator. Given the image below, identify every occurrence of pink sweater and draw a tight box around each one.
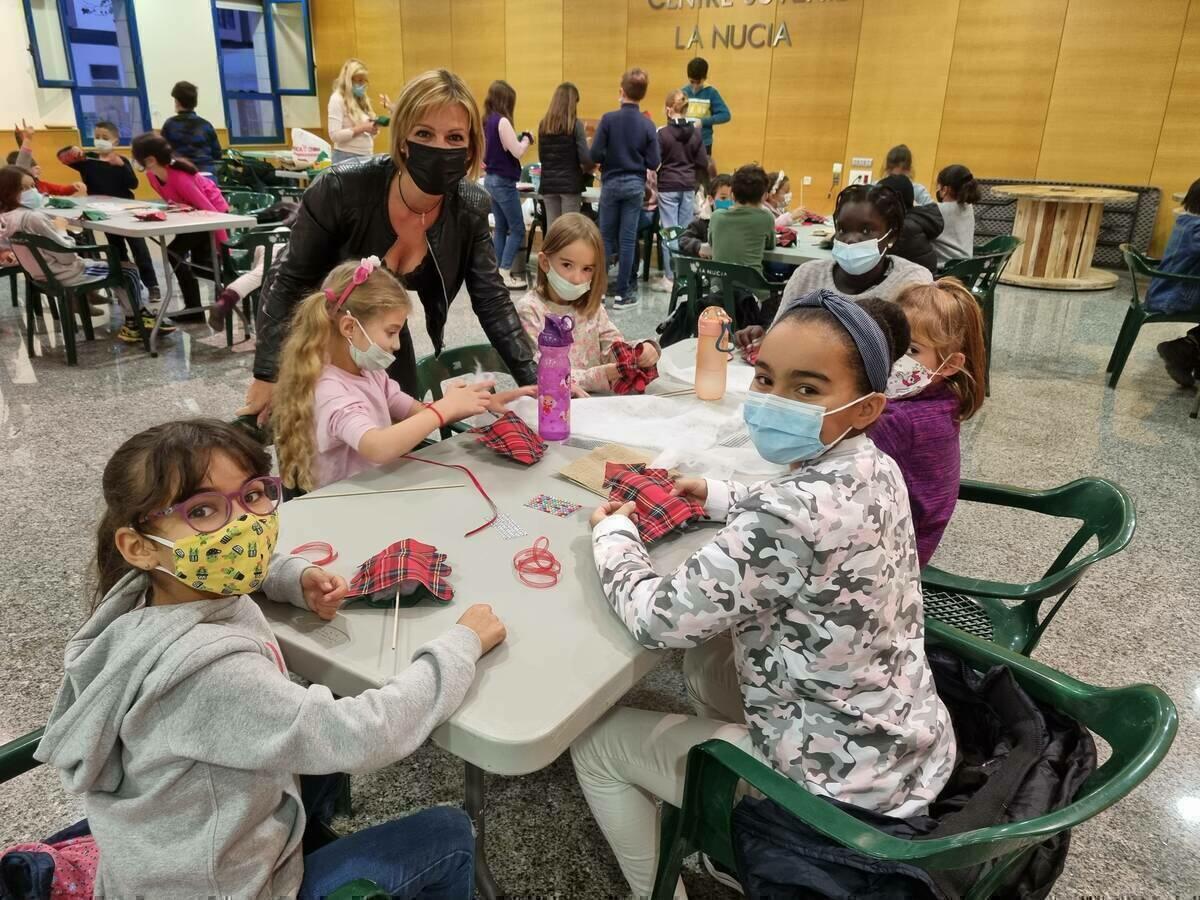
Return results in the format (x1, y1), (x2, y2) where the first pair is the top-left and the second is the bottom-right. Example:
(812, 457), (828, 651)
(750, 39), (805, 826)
(313, 365), (416, 488)
(146, 165), (231, 243)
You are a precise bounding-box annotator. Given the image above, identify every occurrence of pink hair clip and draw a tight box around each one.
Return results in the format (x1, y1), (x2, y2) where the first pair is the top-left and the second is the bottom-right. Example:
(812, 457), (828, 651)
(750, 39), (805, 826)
(325, 255), (382, 310)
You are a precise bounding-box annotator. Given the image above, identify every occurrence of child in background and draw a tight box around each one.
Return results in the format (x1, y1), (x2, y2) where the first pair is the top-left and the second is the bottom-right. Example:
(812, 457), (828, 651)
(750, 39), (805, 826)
(160, 80), (223, 174)
(36, 417), (504, 897)
(871, 279), (987, 566)
(681, 57), (731, 161)
(132, 132), (230, 321)
(1150, 179), (1200, 387)
(880, 143), (934, 206)
(655, 89), (708, 292)
(0, 165), (166, 344)
(678, 173), (732, 259)
(879, 173), (943, 277)
(932, 163), (980, 264)
(483, 79), (534, 290)
(577, 289), (954, 898)
(273, 258), (532, 492)
(762, 171), (807, 227)
(514, 213), (659, 395)
(709, 163), (775, 270)
(59, 121), (161, 301)
(8, 122), (84, 196)
(536, 82), (592, 230)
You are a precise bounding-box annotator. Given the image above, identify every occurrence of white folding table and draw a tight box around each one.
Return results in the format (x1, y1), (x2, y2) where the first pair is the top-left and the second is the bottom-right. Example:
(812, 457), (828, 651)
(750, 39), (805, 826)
(53, 197), (257, 353)
(763, 221), (834, 266)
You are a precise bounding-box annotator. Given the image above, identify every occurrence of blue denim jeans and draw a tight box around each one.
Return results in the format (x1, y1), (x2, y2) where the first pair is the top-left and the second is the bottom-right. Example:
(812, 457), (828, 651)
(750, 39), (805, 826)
(657, 190), (694, 278)
(599, 173), (646, 299)
(485, 173), (525, 270)
(299, 806), (474, 899)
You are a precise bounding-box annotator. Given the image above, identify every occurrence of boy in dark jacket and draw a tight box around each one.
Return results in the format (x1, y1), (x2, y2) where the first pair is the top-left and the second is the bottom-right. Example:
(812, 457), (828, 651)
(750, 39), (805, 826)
(654, 90), (709, 292)
(880, 173), (943, 277)
(161, 81), (222, 174)
(678, 174), (732, 259)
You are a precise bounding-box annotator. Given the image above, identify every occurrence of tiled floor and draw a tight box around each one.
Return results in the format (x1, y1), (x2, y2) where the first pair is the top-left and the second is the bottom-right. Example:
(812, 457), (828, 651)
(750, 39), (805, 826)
(1, 263), (1198, 897)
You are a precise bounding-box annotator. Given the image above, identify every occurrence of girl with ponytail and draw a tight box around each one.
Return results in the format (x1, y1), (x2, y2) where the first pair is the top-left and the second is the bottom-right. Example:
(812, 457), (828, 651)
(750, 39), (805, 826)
(273, 258), (532, 492)
(932, 163), (981, 265)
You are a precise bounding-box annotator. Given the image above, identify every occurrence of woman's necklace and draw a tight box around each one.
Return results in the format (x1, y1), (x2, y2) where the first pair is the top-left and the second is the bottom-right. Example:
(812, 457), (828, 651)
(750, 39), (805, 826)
(397, 175), (442, 227)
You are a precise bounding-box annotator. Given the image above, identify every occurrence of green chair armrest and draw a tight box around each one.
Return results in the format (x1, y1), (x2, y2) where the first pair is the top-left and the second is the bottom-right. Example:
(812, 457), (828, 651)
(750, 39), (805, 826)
(325, 879), (390, 900)
(0, 727), (44, 783)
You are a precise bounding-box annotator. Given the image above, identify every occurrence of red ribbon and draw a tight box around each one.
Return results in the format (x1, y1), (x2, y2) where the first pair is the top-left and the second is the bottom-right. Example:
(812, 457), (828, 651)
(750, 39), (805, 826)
(401, 454), (498, 536)
(290, 541), (338, 566)
(513, 537), (561, 588)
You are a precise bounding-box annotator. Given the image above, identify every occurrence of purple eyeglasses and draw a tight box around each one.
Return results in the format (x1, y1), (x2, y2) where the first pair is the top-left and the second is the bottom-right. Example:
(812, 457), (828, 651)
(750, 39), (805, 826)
(141, 476), (283, 534)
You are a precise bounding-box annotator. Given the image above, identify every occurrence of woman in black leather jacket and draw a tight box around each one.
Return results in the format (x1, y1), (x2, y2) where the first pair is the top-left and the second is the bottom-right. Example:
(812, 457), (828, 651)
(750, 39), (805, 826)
(242, 69), (537, 421)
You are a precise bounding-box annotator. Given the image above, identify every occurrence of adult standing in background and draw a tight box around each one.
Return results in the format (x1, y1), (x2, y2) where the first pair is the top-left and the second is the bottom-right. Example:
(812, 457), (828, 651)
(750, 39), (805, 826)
(327, 59), (392, 166)
(161, 81), (222, 175)
(483, 80), (534, 290)
(591, 68), (660, 311)
(537, 82), (592, 231)
(681, 57), (730, 166)
(240, 69), (537, 424)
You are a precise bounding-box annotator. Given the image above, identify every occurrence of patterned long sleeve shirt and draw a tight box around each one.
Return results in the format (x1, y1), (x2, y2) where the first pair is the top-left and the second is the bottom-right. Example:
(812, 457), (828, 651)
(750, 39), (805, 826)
(591, 434), (956, 817)
(514, 288), (628, 393)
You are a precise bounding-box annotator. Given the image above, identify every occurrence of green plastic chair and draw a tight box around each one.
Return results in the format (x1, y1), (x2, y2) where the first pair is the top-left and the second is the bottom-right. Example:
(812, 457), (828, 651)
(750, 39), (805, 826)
(2, 263), (20, 308)
(414, 344), (511, 438)
(940, 240), (1021, 392)
(921, 476), (1135, 656)
(659, 226), (685, 309)
(650, 617), (1176, 900)
(1107, 243), (1200, 389)
(217, 149), (280, 192)
(220, 226), (290, 345)
(0, 727), (385, 898)
(9, 232), (148, 364)
(221, 190), (276, 220)
(679, 258), (787, 323)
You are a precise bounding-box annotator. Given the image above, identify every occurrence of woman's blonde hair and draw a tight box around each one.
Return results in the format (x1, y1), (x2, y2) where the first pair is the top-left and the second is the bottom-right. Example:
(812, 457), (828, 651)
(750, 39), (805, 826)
(388, 69), (484, 181)
(536, 213), (607, 319)
(273, 260), (411, 492)
(333, 58), (374, 122)
(895, 278), (987, 421)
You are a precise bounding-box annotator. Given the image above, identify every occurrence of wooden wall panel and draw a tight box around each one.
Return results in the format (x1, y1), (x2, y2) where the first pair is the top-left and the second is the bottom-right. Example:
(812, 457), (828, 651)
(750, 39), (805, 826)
(935, 0), (1066, 179)
(1148, 0), (1200, 250)
(761, 0), (863, 215)
(450, 0), (506, 107)
(400, 0), (452, 84)
(352, 0), (405, 102)
(1036, 0), (1189, 184)
(311, 0), (358, 136)
(504, 0), (563, 161)
(624, 0), (697, 126)
(844, 0), (960, 191)
(693, 2), (773, 174)
(563, 0), (626, 122)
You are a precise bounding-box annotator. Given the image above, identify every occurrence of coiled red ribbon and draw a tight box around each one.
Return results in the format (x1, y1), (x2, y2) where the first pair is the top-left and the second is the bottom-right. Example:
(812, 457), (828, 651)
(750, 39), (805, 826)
(401, 454), (498, 536)
(290, 541), (338, 566)
(513, 537), (561, 588)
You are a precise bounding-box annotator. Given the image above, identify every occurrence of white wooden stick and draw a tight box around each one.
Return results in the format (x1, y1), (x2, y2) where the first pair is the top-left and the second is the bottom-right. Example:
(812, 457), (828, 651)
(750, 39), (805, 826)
(391, 588), (401, 651)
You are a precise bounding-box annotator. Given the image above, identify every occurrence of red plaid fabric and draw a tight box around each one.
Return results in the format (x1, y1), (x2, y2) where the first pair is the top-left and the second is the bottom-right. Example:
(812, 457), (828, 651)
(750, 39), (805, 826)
(604, 462), (705, 543)
(774, 226), (797, 247)
(611, 341), (659, 395)
(470, 411), (546, 465)
(348, 539), (454, 604)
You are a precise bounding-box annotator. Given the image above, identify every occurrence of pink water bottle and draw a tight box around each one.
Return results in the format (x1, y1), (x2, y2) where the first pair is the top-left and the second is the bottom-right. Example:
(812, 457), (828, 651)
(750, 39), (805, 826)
(696, 306), (733, 401)
(537, 314), (574, 441)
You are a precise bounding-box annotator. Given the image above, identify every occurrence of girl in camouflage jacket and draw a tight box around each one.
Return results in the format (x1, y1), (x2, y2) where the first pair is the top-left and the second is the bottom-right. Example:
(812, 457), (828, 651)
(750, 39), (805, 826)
(573, 291), (956, 898)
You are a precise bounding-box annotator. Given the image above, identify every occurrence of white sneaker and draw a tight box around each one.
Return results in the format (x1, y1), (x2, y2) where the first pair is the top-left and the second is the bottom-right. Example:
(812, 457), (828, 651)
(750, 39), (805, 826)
(651, 276), (674, 293)
(501, 269), (528, 290)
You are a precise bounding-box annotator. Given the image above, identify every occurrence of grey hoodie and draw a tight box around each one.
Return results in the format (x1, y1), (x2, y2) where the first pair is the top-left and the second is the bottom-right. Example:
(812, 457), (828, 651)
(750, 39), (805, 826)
(35, 555), (482, 898)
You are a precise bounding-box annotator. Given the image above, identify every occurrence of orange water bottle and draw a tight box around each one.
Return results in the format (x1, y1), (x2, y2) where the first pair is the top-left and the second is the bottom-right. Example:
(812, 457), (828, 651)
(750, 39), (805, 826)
(696, 306), (733, 401)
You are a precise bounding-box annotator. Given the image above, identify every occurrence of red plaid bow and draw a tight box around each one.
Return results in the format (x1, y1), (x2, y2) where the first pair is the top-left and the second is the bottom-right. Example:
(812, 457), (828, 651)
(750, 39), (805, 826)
(348, 539), (453, 605)
(604, 463), (705, 543)
(611, 341), (659, 395)
(470, 411), (547, 465)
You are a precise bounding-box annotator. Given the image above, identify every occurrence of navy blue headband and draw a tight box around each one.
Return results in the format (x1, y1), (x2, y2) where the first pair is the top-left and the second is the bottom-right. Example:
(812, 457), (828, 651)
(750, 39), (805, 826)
(777, 289), (891, 393)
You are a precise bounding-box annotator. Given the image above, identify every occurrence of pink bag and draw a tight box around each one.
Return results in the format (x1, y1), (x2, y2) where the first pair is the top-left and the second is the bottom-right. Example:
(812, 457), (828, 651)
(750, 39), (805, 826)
(2, 833), (99, 898)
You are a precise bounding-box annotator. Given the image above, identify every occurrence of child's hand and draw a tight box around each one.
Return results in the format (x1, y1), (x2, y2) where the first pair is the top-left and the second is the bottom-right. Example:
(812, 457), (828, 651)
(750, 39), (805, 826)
(601, 363), (621, 388)
(436, 379), (496, 422)
(301, 567), (348, 620)
(735, 325), (765, 349)
(571, 382), (591, 399)
(671, 478), (708, 504)
(71, 182), (87, 195)
(485, 384), (536, 414)
(637, 343), (660, 368)
(590, 499), (637, 528)
(457, 603), (506, 655)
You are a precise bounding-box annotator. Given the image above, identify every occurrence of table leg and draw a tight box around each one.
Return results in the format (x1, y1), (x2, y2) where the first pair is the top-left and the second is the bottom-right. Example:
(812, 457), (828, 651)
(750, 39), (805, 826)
(149, 236), (173, 357)
(464, 762), (502, 900)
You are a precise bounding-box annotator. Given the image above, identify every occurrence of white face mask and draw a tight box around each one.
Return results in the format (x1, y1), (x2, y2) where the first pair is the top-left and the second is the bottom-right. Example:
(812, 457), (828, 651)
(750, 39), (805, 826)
(544, 263), (591, 302)
(831, 230), (892, 276)
(94, 138), (115, 153)
(886, 354), (947, 400)
(783, 191), (793, 207)
(20, 188), (44, 209)
(346, 316), (396, 371)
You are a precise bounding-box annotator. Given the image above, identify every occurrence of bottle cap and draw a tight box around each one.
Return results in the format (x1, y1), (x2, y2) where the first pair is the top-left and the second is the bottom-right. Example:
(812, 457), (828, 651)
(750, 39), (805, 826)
(539, 313), (575, 348)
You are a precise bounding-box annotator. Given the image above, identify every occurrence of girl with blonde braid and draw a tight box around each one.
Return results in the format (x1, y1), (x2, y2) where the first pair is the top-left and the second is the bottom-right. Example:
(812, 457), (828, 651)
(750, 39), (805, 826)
(272, 258), (532, 492)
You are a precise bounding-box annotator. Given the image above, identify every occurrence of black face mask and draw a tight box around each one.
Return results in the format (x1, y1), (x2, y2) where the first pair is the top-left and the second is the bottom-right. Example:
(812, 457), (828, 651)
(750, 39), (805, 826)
(403, 141), (469, 196)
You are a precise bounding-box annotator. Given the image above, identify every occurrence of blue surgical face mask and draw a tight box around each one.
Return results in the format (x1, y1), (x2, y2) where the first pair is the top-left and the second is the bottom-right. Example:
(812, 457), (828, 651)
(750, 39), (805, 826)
(832, 230), (892, 276)
(714, 199), (733, 210)
(743, 391), (871, 464)
(20, 188), (44, 209)
(352, 83), (367, 98)
(347, 316), (395, 371)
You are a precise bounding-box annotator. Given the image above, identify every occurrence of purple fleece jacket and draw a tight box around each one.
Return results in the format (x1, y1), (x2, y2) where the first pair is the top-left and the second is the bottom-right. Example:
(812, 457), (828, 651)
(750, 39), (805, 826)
(868, 383), (962, 567)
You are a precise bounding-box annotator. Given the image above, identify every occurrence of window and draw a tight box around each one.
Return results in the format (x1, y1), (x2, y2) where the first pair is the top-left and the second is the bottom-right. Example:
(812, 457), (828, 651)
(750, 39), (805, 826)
(211, 0), (314, 145)
(22, 0), (151, 145)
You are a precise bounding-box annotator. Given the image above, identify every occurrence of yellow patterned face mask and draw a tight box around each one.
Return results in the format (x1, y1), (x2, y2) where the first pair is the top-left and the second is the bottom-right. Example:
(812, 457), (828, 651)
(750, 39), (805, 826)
(147, 513), (279, 595)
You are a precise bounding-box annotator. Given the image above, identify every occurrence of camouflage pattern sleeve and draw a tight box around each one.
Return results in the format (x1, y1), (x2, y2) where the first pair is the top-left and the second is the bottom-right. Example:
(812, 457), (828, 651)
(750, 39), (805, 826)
(591, 495), (815, 650)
